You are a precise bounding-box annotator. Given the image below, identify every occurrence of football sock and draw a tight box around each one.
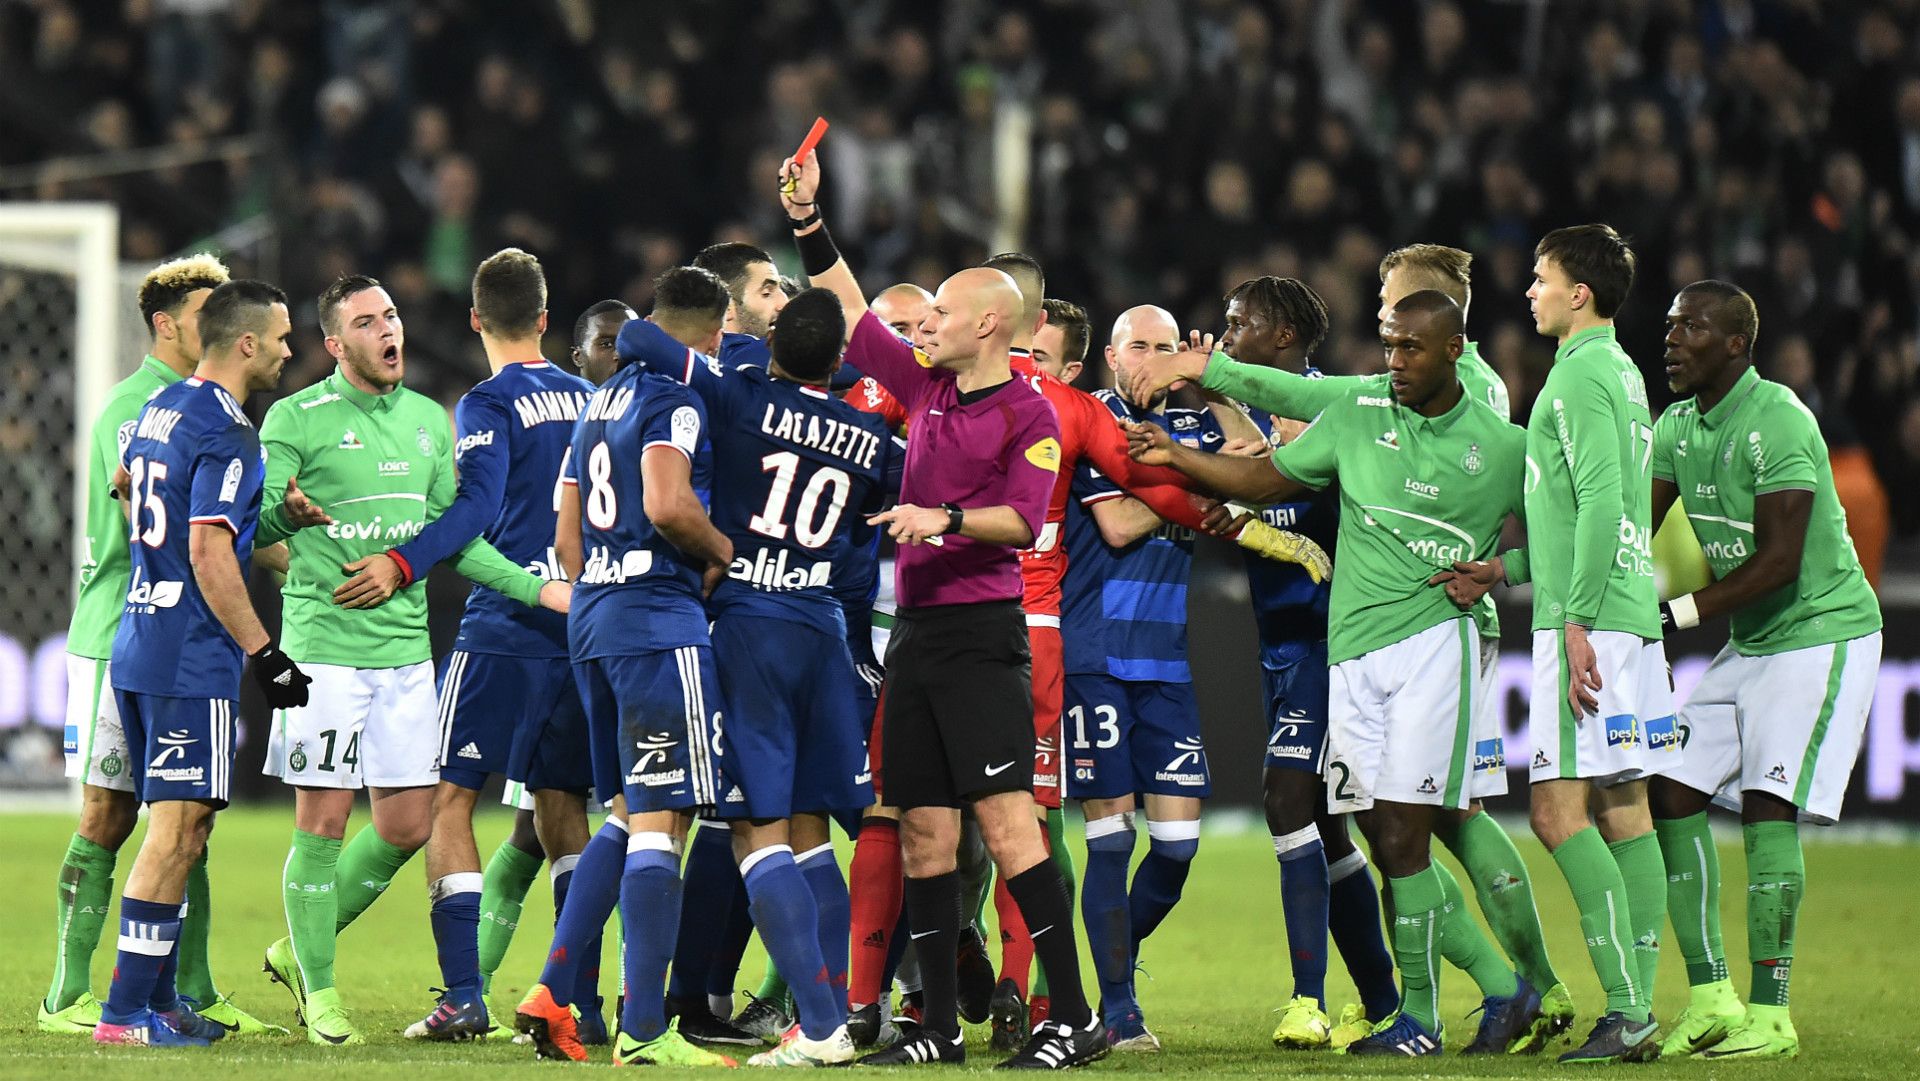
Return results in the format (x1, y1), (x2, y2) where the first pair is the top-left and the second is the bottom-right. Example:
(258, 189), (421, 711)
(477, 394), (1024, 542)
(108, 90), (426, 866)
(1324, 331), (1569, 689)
(1273, 824), (1330, 1007)
(957, 816), (993, 936)
(552, 854), (606, 1011)
(742, 846), (836, 1039)
(847, 817), (902, 1008)
(993, 876), (1033, 999)
(174, 853), (217, 1005)
(333, 826), (416, 933)
(618, 834), (681, 1043)
(668, 822), (735, 1007)
(540, 818), (625, 1008)
(1003, 860), (1091, 1028)
(429, 871), (484, 1000)
(1385, 864), (1446, 1032)
(1608, 830), (1667, 1001)
(902, 871), (963, 1038)
(1129, 819), (1197, 951)
(1326, 849), (1402, 1021)
(1039, 807), (1074, 999)
(284, 829), (342, 994)
(1654, 812), (1728, 986)
(1081, 812), (1136, 1016)
(1443, 810), (1560, 991)
(707, 877), (755, 1004)
(103, 896), (181, 1024)
(150, 900), (184, 1012)
(1552, 827), (1648, 1021)
(1743, 820), (1802, 1009)
(47, 833), (116, 1012)
(477, 837), (542, 994)
(798, 843), (851, 1017)
(1434, 861), (1518, 998)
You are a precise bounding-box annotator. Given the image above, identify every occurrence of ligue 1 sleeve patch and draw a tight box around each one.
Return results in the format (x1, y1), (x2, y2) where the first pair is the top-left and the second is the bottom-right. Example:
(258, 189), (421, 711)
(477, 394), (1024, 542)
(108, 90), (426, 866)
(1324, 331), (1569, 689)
(670, 405), (702, 454)
(219, 458), (244, 502)
(1025, 436), (1061, 472)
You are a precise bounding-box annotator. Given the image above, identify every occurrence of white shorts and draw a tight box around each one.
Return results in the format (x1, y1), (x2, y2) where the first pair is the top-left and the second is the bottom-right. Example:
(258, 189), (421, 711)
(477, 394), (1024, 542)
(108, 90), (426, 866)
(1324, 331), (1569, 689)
(1469, 638), (1510, 799)
(263, 661), (440, 789)
(63, 654), (135, 793)
(1327, 618), (1485, 814)
(1665, 633), (1881, 825)
(1528, 629), (1679, 786)
(501, 779), (536, 811)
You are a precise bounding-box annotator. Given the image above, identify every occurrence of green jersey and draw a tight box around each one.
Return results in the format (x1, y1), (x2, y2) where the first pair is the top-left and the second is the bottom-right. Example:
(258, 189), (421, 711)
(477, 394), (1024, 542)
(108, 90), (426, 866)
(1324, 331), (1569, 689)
(1651, 366), (1881, 654)
(259, 370), (542, 668)
(1201, 347), (1511, 639)
(1503, 326), (1661, 636)
(69, 355), (185, 659)
(1264, 374), (1525, 664)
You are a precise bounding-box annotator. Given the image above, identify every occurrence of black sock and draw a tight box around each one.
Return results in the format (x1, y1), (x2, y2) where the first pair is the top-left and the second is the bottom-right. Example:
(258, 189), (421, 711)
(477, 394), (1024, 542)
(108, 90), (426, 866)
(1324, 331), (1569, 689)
(902, 871), (962, 1038)
(1004, 861), (1091, 1028)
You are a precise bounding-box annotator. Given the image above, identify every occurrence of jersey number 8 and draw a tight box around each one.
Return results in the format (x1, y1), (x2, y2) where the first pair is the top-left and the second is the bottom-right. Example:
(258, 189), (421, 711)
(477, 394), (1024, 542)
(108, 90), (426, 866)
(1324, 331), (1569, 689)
(126, 455), (169, 548)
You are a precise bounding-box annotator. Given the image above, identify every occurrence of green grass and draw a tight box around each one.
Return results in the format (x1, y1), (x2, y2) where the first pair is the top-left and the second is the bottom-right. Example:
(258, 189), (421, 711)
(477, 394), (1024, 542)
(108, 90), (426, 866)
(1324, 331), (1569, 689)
(1, 805), (1915, 1078)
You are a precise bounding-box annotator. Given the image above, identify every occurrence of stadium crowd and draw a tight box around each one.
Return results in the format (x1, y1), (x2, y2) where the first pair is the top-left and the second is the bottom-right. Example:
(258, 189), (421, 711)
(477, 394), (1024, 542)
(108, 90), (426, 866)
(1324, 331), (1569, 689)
(5, 0), (1920, 537)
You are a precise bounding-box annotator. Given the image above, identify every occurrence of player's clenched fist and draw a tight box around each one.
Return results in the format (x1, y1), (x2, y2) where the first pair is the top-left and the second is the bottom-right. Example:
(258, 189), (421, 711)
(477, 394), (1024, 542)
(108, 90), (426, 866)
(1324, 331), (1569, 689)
(250, 643), (312, 708)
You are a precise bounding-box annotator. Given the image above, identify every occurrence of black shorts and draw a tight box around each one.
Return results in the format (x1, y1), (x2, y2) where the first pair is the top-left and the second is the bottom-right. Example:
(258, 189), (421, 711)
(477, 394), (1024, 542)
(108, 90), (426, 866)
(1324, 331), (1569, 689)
(880, 600), (1034, 809)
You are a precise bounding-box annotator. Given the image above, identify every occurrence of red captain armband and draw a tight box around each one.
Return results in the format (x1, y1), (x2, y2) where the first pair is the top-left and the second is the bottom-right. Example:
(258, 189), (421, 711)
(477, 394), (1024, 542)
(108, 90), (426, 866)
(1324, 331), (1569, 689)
(386, 548), (416, 587)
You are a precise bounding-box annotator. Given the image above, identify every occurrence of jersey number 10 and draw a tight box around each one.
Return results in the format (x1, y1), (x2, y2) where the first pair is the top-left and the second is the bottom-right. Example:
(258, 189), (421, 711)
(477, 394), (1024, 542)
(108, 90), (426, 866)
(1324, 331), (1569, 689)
(748, 451), (850, 550)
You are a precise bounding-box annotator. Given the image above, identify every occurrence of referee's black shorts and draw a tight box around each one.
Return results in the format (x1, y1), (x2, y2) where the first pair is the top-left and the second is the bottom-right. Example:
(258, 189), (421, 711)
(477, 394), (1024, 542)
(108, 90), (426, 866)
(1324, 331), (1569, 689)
(879, 600), (1035, 809)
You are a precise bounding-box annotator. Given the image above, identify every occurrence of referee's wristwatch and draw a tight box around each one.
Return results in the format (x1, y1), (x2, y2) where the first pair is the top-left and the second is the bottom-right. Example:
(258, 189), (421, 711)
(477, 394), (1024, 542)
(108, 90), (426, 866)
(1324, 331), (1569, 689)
(940, 502), (965, 537)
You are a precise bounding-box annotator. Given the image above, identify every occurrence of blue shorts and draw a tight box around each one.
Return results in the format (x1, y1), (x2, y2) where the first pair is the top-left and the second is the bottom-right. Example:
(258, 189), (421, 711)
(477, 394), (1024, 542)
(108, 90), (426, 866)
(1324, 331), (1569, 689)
(1262, 642), (1330, 773)
(712, 619), (873, 820)
(437, 651), (592, 794)
(574, 646), (723, 814)
(112, 690), (237, 807)
(1062, 674), (1210, 800)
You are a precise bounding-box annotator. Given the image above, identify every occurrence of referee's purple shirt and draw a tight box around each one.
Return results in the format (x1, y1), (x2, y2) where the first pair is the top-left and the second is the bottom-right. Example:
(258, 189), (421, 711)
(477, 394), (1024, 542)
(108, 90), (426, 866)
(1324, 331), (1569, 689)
(847, 311), (1061, 609)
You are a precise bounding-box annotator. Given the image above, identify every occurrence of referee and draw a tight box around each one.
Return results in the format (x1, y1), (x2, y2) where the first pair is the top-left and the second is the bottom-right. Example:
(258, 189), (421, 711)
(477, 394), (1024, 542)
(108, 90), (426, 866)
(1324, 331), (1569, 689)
(779, 149), (1105, 1070)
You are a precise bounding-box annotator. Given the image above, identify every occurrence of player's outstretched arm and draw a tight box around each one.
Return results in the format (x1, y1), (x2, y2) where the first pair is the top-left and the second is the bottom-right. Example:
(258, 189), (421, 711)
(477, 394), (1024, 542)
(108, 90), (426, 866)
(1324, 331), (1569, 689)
(362, 393), (516, 601)
(1126, 420), (1305, 506)
(190, 522), (310, 708)
(779, 147), (866, 332)
(1087, 494), (1163, 548)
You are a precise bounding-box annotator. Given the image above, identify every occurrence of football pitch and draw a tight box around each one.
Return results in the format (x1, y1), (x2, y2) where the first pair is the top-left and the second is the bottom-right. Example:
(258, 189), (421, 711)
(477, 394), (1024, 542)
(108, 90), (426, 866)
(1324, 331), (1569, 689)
(1, 805), (1914, 1079)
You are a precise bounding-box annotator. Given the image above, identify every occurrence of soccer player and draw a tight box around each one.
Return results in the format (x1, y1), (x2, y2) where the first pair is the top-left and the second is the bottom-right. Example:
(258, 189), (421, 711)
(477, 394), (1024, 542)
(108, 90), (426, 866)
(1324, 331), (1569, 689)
(783, 150), (1106, 1070)
(1029, 299), (1088, 384)
(1644, 282), (1881, 1059)
(311, 251), (596, 1040)
(1444, 225), (1677, 1063)
(45, 254), (277, 1037)
(1130, 264), (1572, 1051)
(618, 280), (900, 1065)
(871, 282), (934, 342)
(693, 241), (788, 367)
(92, 280), (319, 1045)
(573, 299), (638, 384)
(540, 266), (737, 1069)
(257, 275), (567, 1046)
(1130, 292), (1541, 1056)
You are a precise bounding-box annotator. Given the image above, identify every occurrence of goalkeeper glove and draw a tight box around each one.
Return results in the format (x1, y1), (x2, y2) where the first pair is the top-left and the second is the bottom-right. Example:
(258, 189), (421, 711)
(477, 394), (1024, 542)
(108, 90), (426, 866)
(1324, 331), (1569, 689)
(1234, 518), (1332, 584)
(251, 644), (312, 709)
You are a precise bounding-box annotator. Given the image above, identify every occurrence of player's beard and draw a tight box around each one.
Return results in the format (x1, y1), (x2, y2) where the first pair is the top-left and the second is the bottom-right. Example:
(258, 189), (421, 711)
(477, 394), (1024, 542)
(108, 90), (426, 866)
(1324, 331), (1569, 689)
(342, 338), (404, 390)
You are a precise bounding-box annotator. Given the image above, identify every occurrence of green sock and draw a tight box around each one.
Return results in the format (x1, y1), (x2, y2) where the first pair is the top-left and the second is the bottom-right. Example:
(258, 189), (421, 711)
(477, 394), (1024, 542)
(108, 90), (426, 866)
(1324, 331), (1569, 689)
(1607, 831), (1666, 1005)
(478, 840), (544, 993)
(285, 830), (343, 994)
(1034, 808), (1074, 1000)
(1551, 827), (1647, 1021)
(333, 826), (417, 933)
(1386, 864), (1447, 1032)
(46, 834), (116, 1012)
(1434, 861), (1518, 998)
(1442, 811), (1560, 991)
(1653, 813), (1727, 986)
(174, 851), (218, 1004)
(755, 965), (789, 1003)
(1743, 821), (1802, 1010)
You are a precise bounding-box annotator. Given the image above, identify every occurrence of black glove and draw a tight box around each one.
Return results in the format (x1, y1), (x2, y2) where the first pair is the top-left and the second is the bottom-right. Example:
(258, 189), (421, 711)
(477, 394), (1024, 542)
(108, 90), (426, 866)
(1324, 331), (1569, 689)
(251, 644), (312, 709)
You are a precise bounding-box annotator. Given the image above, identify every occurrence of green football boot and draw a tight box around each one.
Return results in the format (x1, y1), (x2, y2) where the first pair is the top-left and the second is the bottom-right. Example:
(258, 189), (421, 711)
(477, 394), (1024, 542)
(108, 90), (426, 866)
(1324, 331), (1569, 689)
(37, 991), (102, 1034)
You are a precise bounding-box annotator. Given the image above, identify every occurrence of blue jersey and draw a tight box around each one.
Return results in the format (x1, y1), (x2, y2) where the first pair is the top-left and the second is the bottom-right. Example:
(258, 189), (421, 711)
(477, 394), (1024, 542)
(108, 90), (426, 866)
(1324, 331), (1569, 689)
(392, 361), (591, 658)
(616, 319), (896, 630)
(564, 362), (713, 660)
(1243, 400), (1338, 667)
(720, 331), (771, 369)
(1061, 392), (1220, 682)
(110, 378), (266, 699)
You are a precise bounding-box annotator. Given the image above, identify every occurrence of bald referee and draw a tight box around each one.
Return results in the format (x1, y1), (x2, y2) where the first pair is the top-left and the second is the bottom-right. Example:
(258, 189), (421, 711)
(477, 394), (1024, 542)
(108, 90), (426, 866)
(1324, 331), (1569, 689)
(779, 150), (1104, 1070)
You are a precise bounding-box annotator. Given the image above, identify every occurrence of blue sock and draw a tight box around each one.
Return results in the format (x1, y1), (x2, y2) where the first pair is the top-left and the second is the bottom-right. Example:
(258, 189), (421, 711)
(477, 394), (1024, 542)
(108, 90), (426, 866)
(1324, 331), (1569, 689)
(797, 843), (851, 1018)
(743, 846), (836, 1038)
(1129, 821), (1198, 953)
(1274, 825), (1330, 1006)
(1326, 848), (1401, 1021)
(707, 875), (755, 1003)
(669, 822), (737, 1006)
(550, 855), (605, 1013)
(1081, 813), (1136, 1018)
(104, 896), (181, 1024)
(620, 838), (683, 1043)
(541, 819), (626, 1008)
(430, 872), (484, 1001)
(149, 900), (186, 1012)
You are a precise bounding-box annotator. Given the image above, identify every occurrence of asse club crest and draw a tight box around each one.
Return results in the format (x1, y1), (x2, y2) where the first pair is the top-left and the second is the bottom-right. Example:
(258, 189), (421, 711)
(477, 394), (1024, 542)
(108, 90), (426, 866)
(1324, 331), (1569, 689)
(1461, 443), (1484, 476)
(416, 426), (433, 455)
(289, 742), (308, 772)
(100, 752), (123, 778)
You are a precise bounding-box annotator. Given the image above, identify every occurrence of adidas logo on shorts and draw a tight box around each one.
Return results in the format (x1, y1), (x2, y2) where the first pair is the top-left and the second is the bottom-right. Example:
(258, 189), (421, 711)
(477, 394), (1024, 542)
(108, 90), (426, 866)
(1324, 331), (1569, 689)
(456, 742), (483, 760)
